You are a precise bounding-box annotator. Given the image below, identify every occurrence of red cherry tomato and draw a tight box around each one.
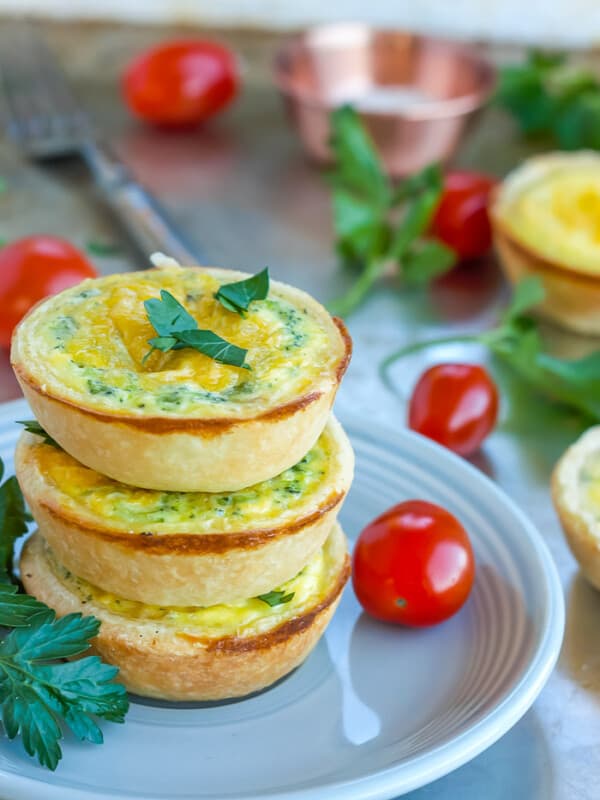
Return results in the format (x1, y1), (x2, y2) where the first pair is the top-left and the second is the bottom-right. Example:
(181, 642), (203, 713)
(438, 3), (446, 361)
(408, 363), (498, 456)
(432, 171), (496, 260)
(353, 500), (475, 626)
(122, 39), (238, 128)
(0, 235), (97, 349)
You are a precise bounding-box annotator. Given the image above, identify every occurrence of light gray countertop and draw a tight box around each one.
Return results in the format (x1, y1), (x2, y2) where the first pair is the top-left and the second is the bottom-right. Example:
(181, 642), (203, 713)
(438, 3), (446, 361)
(0, 20), (598, 800)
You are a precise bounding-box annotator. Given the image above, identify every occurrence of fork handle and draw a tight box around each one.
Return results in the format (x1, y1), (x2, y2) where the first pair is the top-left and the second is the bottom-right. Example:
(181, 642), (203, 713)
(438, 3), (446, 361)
(81, 141), (200, 267)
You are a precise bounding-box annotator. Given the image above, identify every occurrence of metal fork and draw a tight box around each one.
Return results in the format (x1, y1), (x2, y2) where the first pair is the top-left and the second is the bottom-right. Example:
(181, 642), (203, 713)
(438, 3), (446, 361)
(0, 21), (199, 266)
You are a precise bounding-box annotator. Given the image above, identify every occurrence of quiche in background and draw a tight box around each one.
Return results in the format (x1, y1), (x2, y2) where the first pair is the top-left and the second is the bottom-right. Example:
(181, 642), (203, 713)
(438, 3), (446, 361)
(491, 151), (600, 336)
(553, 427), (600, 590)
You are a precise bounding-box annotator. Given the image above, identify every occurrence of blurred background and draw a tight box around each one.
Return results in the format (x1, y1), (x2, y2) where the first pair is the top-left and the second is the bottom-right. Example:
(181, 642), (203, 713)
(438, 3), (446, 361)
(0, 0), (600, 45)
(1, 2), (600, 799)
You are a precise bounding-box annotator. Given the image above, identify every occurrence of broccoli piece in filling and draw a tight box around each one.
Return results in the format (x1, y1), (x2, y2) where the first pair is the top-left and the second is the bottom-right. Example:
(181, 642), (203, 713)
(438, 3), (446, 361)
(86, 379), (116, 396)
(50, 315), (78, 346)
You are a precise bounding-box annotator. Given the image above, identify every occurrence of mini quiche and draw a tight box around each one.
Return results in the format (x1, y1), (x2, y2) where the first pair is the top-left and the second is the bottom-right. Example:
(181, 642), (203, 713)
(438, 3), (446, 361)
(11, 265), (351, 491)
(16, 416), (353, 606)
(553, 427), (600, 590)
(491, 152), (600, 336)
(21, 524), (350, 701)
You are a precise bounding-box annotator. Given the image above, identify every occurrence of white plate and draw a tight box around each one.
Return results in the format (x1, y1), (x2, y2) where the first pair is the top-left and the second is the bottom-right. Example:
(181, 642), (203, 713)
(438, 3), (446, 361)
(0, 398), (564, 800)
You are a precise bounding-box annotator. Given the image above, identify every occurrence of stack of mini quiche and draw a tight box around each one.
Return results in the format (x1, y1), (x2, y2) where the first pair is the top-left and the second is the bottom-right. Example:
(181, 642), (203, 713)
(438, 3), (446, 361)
(11, 264), (353, 701)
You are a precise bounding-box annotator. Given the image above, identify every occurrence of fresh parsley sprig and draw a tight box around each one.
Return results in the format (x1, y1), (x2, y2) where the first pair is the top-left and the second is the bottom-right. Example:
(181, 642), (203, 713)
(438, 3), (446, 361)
(0, 583), (53, 627)
(0, 614), (128, 770)
(381, 277), (600, 421)
(0, 460), (32, 583)
(497, 51), (600, 149)
(143, 290), (249, 369)
(326, 106), (456, 317)
(0, 456), (129, 770)
(215, 268), (270, 315)
(257, 590), (295, 607)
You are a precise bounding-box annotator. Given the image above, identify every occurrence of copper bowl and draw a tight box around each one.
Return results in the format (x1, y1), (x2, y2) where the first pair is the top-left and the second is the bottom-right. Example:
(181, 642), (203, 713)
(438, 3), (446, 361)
(274, 24), (495, 176)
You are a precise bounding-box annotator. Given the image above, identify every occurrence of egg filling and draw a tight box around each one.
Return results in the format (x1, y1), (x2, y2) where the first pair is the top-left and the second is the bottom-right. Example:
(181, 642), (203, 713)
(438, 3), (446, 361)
(46, 530), (339, 637)
(18, 267), (338, 416)
(578, 451), (600, 512)
(500, 164), (600, 274)
(26, 422), (339, 533)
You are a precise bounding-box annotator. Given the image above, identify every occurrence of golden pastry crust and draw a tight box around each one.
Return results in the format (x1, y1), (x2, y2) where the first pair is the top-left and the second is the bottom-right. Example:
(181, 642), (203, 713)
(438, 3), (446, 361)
(16, 417), (354, 605)
(493, 221), (600, 336)
(11, 266), (352, 491)
(20, 527), (350, 701)
(491, 152), (600, 336)
(552, 427), (600, 589)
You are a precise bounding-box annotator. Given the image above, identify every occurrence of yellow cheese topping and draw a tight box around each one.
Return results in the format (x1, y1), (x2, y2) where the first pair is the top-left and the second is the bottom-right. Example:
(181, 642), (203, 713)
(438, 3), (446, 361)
(29, 424), (335, 533)
(20, 268), (338, 416)
(48, 531), (338, 638)
(500, 163), (600, 274)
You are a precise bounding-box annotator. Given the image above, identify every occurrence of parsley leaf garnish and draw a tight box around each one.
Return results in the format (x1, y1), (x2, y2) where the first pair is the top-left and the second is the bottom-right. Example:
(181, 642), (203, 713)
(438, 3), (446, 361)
(326, 106), (455, 317)
(143, 290), (249, 369)
(215, 268), (270, 315)
(144, 290), (197, 337)
(497, 51), (600, 149)
(0, 614), (129, 770)
(0, 455), (129, 770)
(172, 330), (248, 367)
(16, 420), (59, 449)
(0, 583), (53, 627)
(381, 277), (600, 421)
(0, 465), (31, 583)
(257, 590), (295, 607)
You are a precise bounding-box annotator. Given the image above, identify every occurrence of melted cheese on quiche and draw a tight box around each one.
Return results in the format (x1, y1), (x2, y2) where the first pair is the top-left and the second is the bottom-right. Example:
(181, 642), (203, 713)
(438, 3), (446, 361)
(20, 267), (338, 416)
(48, 530), (338, 638)
(30, 424), (336, 533)
(500, 162), (600, 274)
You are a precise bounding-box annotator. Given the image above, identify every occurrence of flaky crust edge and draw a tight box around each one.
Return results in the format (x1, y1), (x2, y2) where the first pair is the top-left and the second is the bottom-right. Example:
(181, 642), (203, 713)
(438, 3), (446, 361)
(490, 154), (600, 337)
(11, 267), (352, 491)
(21, 527), (350, 701)
(16, 418), (354, 605)
(551, 427), (600, 590)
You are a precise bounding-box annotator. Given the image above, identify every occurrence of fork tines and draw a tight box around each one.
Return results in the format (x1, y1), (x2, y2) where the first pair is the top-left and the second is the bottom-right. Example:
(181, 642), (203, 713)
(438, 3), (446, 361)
(0, 21), (91, 158)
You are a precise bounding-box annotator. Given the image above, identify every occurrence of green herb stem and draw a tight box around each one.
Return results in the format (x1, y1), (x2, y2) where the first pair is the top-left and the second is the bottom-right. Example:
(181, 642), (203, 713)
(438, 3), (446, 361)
(380, 276), (600, 422)
(327, 258), (387, 317)
(326, 107), (454, 316)
(380, 334), (483, 391)
(86, 240), (123, 257)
